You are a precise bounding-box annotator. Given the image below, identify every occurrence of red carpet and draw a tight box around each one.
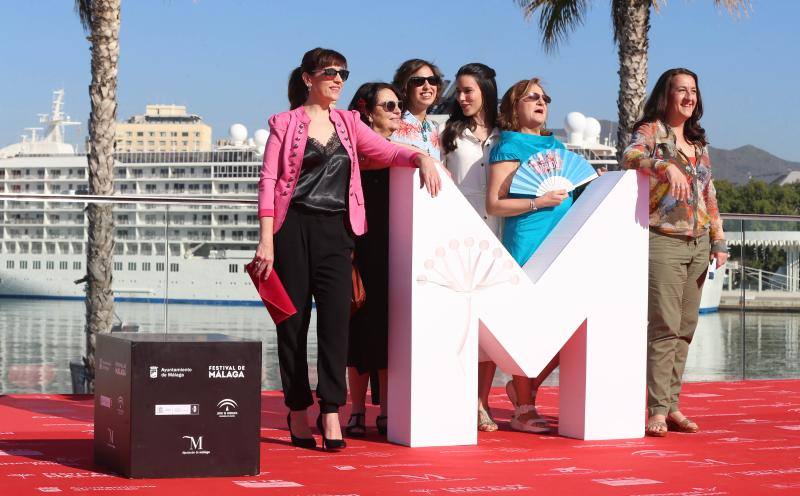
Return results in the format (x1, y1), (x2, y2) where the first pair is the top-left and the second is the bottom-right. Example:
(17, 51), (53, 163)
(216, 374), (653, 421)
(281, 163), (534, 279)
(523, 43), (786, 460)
(1, 380), (799, 495)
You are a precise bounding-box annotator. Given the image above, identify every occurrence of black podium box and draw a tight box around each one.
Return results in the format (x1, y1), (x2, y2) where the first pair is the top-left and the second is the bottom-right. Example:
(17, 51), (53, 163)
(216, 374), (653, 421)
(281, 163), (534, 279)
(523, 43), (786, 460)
(93, 333), (261, 478)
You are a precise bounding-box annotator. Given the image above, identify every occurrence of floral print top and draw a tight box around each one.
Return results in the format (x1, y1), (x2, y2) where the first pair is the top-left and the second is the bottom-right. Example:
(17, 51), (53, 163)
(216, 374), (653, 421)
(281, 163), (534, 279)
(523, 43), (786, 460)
(390, 111), (441, 160)
(622, 120), (726, 253)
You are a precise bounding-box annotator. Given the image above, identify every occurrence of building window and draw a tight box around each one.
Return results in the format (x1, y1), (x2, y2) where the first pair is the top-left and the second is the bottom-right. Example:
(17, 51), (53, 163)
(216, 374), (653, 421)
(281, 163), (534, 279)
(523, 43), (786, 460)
(170, 263), (179, 272)
(60, 261), (68, 270)
(20, 261), (28, 269)
(114, 262), (123, 271)
(73, 261), (81, 270)
(156, 262), (165, 272)
(6, 261), (13, 269)
(46, 261), (54, 270)
(136, 132), (144, 137)
(142, 262), (151, 271)
(33, 261), (41, 269)
(171, 132), (178, 137)
(228, 264), (238, 273)
(128, 262), (136, 271)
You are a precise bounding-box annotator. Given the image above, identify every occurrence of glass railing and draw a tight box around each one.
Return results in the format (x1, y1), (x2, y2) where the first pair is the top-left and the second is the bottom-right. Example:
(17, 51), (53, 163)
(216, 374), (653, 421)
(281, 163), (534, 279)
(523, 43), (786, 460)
(712, 214), (800, 381)
(0, 192), (290, 394)
(1, 193), (799, 394)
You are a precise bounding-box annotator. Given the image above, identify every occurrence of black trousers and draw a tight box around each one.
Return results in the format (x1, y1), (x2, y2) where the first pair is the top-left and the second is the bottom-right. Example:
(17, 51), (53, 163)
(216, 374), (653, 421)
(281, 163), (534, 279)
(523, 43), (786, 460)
(274, 207), (354, 414)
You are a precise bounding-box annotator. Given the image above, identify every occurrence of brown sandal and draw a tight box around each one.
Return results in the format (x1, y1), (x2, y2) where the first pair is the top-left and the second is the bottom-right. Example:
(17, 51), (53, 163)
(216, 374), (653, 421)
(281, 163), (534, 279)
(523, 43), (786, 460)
(666, 416), (699, 433)
(645, 418), (668, 437)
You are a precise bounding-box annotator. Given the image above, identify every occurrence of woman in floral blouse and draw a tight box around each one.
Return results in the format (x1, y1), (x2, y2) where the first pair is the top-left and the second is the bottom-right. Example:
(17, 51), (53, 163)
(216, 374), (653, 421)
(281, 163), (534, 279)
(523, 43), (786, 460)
(391, 58), (444, 159)
(622, 68), (728, 438)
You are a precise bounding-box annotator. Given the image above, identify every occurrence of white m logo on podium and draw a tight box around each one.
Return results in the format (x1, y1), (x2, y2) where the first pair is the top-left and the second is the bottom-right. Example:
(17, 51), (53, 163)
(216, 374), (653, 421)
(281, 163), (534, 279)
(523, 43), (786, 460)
(387, 169), (649, 446)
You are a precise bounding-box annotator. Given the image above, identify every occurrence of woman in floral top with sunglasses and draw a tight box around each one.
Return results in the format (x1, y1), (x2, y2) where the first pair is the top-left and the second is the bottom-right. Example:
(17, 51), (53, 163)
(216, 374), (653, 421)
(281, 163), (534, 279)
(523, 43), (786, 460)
(622, 68), (727, 438)
(391, 58), (444, 159)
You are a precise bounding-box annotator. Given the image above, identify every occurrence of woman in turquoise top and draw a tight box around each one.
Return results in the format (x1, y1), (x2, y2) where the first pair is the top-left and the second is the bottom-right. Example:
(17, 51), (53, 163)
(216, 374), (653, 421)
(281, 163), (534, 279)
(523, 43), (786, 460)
(491, 131), (571, 266)
(486, 77), (569, 434)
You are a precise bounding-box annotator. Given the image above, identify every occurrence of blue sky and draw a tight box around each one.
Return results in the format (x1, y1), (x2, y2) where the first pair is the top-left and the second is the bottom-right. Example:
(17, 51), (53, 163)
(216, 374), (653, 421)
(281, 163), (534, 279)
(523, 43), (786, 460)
(1, 0), (798, 161)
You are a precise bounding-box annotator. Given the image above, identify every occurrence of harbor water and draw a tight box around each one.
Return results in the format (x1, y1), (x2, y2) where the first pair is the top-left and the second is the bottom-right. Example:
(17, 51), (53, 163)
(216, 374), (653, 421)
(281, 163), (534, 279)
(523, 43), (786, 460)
(1, 298), (798, 394)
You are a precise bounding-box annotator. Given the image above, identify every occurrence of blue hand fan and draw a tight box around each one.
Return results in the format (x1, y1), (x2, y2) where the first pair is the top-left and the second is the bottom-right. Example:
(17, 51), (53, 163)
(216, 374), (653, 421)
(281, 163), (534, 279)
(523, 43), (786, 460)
(510, 149), (598, 196)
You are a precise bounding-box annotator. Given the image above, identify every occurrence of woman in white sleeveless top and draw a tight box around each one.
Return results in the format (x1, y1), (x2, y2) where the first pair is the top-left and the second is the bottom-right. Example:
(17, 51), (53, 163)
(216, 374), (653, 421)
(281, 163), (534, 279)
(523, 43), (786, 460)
(442, 63), (501, 432)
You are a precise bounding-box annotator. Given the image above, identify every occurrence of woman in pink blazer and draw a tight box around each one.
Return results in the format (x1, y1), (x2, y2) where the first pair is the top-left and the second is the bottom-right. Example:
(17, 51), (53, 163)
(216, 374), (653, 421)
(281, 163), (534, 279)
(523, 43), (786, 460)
(252, 47), (440, 451)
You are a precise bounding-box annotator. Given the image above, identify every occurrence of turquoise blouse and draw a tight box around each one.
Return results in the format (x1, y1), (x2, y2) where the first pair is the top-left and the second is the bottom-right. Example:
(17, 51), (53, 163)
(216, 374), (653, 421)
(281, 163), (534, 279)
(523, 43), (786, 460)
(489, 131), (572, 267)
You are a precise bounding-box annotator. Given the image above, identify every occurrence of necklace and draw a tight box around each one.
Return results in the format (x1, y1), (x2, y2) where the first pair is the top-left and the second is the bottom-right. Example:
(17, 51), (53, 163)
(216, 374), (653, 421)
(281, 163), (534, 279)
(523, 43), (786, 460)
(421, 119), (431, 143)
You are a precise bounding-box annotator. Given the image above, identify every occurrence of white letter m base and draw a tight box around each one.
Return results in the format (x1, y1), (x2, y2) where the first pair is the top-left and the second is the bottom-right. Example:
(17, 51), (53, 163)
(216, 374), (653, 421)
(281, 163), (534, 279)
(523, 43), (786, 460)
(388, 170), (649, 446)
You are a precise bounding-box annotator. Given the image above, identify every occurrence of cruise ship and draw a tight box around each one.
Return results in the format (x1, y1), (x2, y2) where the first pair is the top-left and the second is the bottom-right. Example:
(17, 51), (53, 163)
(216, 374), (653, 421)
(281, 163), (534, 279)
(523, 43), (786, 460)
(0, 91), (723, 310)
(0, 90), (263, 304)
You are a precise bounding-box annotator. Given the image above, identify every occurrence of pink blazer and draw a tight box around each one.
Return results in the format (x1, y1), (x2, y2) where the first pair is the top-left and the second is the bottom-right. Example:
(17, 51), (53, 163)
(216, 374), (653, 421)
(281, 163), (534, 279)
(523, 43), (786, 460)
(258, 107), (420, 235)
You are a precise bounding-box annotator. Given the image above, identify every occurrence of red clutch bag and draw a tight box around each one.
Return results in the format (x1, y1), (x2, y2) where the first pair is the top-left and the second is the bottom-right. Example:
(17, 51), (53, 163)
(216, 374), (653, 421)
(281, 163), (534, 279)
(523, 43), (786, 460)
(245, 261), (297, 325)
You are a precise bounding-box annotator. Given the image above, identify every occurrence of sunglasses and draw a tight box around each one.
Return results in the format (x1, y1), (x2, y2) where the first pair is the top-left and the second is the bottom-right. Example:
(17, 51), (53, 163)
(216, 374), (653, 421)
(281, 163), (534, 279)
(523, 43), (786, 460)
(408, 76), (442, 87)
(313, 68), (350, 81)
(376, 100), (404, 112)
(521, 92), (552, 104)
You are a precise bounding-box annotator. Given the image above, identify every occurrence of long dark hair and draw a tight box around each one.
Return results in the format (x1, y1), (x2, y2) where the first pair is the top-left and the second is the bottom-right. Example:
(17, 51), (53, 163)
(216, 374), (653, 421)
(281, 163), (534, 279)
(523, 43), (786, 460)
(347, 82), (403, 126)
(635, 68), (707, 146)
(392, 58), (444, 107)
(288, 47), (347, 110)
(441, 63), (498, 154)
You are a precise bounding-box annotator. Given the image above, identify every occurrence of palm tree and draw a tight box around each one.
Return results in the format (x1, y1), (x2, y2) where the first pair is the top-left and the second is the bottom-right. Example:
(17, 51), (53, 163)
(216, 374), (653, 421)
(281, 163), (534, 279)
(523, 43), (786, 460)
(75, 0), (121, 390)
(516, 0), (749, 161)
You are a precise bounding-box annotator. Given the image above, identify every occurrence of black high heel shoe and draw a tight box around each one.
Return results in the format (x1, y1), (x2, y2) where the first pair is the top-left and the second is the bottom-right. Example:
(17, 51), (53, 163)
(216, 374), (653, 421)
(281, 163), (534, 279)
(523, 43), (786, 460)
(287, 413), (316, 449)
(316, 413), (346, 451)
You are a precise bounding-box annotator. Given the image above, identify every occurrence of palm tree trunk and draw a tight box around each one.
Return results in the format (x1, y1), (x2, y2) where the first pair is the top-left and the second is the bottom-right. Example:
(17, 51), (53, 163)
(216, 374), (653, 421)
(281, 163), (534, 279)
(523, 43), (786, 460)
(84, 0), (120, 391)
(613, 0), (650, 163)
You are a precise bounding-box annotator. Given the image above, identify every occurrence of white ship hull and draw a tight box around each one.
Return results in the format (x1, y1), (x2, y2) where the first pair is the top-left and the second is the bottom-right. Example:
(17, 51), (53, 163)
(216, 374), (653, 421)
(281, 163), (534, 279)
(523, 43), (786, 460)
(0, 253), (260, 305)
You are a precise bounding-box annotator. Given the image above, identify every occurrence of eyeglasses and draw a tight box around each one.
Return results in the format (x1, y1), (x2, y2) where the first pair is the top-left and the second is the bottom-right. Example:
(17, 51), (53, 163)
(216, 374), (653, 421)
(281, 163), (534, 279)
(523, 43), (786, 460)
(521, 92), (552, 104)
(376, 100), (404, 112)
(313, 68), (350, 81)
(408, 76), (442, 87)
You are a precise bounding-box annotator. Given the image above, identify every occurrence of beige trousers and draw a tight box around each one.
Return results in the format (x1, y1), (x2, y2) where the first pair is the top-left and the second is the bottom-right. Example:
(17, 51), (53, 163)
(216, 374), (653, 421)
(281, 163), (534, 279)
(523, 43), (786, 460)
(647, 230), (710, 416)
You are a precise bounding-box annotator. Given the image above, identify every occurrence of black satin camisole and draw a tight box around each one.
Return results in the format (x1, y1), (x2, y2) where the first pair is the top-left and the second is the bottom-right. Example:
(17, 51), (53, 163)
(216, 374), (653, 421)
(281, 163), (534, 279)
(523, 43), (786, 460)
(290, 133), (351, 213)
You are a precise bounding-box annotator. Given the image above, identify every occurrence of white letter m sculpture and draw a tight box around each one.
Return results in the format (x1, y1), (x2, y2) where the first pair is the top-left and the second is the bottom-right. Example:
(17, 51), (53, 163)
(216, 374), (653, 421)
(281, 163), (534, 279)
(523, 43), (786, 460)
(387, 169), (649, 446)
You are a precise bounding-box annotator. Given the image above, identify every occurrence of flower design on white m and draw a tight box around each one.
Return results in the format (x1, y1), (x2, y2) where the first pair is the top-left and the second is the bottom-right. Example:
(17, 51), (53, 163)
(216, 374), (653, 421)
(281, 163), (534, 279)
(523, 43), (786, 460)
(416, 237), (519, 368)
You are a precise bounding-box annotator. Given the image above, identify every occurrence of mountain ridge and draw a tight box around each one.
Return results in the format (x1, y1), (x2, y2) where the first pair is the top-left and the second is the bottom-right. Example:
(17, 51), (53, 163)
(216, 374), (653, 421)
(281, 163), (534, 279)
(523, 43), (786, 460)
(551, 119), (799, 184)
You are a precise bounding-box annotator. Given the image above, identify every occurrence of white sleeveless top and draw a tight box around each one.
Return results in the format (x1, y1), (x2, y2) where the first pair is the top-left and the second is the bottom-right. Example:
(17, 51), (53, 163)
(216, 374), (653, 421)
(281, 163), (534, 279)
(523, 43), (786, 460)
(443, 126), (501, 237)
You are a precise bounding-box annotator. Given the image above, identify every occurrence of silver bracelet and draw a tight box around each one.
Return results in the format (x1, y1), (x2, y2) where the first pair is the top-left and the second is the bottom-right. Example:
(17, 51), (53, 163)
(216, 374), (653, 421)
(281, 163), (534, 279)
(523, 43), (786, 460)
(529, 199), (538, 212)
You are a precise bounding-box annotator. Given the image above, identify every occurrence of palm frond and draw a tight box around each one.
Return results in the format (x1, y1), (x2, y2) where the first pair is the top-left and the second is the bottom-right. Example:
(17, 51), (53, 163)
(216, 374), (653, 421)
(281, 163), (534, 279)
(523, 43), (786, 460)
(714, 0), (751, 18)
(74, 0), (93, 32)
(516, 0), (590, 53)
